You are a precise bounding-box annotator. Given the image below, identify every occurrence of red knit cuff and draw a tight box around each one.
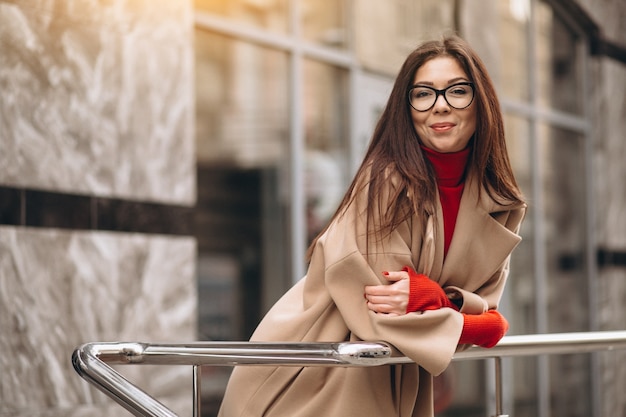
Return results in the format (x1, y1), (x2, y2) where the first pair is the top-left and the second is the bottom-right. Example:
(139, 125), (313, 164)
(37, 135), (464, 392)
(459, 310), (509, 348)
(405, 267), (424, 313)
(403, 266), (455, 313)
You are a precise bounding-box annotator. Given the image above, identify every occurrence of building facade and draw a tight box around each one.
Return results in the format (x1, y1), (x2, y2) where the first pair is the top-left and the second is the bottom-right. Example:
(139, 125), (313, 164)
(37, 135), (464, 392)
(1, 0), (625, 416)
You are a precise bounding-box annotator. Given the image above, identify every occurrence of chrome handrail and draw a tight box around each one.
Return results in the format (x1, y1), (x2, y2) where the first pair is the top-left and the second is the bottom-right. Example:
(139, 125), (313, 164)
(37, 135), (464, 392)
(72, 330), (626, 417)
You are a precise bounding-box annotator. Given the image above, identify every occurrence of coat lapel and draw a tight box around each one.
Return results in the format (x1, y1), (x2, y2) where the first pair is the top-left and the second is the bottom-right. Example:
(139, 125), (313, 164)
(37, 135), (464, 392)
(415, 215), (443, 279)
(436, 176), (524, 290)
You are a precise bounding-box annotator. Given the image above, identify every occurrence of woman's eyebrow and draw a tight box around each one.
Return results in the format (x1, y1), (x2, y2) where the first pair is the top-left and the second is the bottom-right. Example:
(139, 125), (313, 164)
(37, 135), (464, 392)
(413, 77), (469, 86)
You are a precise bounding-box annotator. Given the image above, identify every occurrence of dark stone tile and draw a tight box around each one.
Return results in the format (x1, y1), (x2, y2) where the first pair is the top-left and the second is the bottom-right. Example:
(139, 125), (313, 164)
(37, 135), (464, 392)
(25, 190), (92, 229)
(1, 187), (193, 236)
(0, 187), (23, 225)
(96, 198), (193, 235)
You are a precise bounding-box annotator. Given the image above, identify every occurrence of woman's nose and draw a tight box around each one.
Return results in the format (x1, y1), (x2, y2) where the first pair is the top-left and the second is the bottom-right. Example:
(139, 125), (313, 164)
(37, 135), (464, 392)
(432, 93), (450, 112)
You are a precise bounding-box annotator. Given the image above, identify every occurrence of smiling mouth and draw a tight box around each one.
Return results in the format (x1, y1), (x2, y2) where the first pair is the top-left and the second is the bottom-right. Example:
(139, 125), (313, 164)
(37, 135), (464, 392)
(430, 123), (455, 132)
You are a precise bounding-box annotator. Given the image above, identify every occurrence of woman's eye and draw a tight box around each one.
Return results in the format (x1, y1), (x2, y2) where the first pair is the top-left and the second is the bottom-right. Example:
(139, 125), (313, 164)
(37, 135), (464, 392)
(449, 86), (469, 96)
(414, 90), (433, 99)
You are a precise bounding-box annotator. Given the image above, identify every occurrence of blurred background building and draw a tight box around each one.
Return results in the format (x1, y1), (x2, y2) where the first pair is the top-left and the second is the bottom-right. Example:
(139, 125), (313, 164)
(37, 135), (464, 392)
(1, 0), (625, 417)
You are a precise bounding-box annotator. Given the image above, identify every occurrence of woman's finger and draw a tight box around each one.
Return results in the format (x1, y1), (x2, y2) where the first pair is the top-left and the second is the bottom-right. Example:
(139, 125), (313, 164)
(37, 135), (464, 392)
(367, 301), (395, 313)
(364, 294), (391, 304)
(382, 270), (410, 282)
(365, 282), (409, 298)
(367, 300), (405, 315)
(364, 284), (393, 296)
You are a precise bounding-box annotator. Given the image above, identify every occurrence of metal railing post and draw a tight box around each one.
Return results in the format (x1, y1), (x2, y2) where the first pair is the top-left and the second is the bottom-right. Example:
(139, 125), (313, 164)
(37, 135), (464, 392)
(193, 366), (201, 417)
(492, 356), (508, 417)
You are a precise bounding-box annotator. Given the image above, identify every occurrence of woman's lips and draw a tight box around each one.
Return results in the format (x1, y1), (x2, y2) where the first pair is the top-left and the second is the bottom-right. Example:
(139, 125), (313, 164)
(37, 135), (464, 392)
(430, 122), (455, 132)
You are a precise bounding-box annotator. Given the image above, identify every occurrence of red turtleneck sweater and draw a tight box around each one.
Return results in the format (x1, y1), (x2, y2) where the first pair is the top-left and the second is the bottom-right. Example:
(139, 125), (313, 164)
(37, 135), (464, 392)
(407, 148), (509, 348)
(421, 145), (470, 258)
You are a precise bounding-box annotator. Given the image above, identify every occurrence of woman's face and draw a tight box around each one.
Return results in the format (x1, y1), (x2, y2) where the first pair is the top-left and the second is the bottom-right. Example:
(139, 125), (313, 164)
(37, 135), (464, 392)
(410, 56), (477, 153)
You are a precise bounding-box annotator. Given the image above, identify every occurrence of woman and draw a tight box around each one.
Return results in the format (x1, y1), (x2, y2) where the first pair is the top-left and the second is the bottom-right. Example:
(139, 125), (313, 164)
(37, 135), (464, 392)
(218, 35), (526, 417)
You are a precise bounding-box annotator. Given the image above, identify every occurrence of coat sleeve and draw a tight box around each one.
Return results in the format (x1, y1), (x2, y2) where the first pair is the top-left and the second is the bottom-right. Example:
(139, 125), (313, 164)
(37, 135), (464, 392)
(318, 175), (463, 376)
(442, 206), (526, 314)
(444, 258), (509, 314)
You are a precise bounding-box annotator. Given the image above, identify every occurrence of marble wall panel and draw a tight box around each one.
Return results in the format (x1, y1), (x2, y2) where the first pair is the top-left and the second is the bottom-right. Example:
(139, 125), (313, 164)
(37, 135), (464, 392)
(0, 0), (195, 205)
(0, 226), (197, 416)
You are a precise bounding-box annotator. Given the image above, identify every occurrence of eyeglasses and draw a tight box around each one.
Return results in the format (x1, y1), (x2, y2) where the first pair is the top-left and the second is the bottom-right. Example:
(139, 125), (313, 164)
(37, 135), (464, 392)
(408, 82), (475, 112)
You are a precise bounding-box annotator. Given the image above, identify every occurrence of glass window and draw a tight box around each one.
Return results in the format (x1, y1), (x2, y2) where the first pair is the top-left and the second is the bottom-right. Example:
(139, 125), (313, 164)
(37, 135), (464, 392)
(536, 1), (583, 114)
(354, 0), (457, 76)
(504, 114), (537, 417)
(195, 29), (292, 333)
(195, 29), (289, 167)
(540, 124), (591, 417)
(301, 0), (349, 49)
(539, 125), (588, 331)
(303, 60), (350, 243)
(504, 113), (534, 334)
(499, 0), (530, 101)
(548, 353), (592, 417)
(395, 0), (456, 44)
(195, 0), (289, 34)
(195, 28), (292, 413)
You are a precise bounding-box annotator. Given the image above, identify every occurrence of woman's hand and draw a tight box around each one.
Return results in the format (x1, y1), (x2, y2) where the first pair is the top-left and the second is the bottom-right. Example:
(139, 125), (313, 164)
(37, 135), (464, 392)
(365, 267), (459, 315)
(402, 266), (458, 312)
(364, 270), (410, 316)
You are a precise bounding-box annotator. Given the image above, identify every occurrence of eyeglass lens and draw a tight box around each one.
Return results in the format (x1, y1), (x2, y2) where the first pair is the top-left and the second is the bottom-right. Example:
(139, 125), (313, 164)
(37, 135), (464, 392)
(409, 83), (474, 111)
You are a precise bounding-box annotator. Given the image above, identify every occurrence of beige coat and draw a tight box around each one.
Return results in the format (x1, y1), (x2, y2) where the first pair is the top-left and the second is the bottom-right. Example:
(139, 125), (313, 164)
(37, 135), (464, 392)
(218, 173), (525, 417)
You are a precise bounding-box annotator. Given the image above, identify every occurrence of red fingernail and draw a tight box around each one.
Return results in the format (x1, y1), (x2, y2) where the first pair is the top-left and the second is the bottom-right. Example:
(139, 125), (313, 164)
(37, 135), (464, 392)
(382, 271), (389, 276)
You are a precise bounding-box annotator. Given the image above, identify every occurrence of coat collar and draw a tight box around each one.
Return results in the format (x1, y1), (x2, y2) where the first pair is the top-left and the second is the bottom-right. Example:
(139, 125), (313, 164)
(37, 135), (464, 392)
(430, 175), (525, 288)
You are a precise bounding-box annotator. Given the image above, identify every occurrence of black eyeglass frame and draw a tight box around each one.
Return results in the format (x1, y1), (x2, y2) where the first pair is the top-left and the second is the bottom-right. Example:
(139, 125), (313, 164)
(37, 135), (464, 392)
(407, 82), (475, 112)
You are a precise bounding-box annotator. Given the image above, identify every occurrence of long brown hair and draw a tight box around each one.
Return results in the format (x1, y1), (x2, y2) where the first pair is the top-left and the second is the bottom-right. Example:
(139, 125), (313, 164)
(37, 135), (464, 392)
(306, 35), (524, 260)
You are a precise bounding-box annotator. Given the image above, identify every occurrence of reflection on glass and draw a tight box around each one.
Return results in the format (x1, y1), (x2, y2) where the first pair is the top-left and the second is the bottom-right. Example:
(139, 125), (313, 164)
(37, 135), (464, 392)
(194, 0), (288, 34)
(540, 124), (591, 417)
(194, 29), (291, 414)
(303, 60), (349, 243)
(499, 0), (530, 100)
(536, 1), (583, 114)
(540, 124), (587, 324)
(503, 113), (538, 417)
(504, 114), (534, 333)
(195, 29), (289, 166)
(354, 0), (457, 76)
(301, 0), (348, 48)
(395, 0), (456, 43)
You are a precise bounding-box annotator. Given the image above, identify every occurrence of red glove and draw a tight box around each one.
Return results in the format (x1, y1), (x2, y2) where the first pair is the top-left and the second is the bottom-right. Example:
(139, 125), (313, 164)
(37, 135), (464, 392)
(459, 310), (509, 348)
(403, 266), (458, 313)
